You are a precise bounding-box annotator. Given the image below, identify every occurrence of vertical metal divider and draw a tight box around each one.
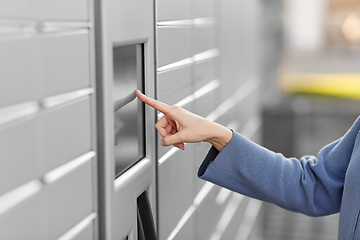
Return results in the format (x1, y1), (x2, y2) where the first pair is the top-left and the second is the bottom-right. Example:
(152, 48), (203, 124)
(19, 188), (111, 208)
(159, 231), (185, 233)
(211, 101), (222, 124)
(152, 0), (159, 235)
(88, 0), (99, 239)
(190, 5), (197, 240)
(93, 0), (113, 239)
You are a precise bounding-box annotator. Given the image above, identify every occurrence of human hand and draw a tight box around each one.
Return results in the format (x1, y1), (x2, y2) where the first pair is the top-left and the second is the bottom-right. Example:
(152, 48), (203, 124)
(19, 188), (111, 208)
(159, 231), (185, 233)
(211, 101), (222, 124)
(136, 90), (232, 151)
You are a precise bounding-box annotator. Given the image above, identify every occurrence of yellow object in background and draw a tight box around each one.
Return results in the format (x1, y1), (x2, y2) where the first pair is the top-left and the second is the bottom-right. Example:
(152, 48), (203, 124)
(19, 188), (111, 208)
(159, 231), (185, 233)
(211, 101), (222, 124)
(282, 73), (360, 100)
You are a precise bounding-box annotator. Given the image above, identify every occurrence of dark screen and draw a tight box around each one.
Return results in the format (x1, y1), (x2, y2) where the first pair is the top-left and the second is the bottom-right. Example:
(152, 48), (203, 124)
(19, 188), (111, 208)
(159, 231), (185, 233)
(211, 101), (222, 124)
(113, 44), (145, 177)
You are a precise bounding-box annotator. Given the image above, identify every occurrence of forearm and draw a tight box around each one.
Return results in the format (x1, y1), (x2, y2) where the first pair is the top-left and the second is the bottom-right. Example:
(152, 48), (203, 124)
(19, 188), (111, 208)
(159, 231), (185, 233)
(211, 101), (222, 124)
(199, 126), (360, 217)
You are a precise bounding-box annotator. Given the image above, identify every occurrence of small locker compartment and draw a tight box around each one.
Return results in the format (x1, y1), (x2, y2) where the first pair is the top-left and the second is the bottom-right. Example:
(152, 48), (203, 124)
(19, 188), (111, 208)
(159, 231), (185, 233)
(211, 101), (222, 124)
(157, 67), (192, 106)
(39, 30), (92, 98)
(37, 97), (92, 174)
(157, 27), (192, 67)
(40, 159), (94, 240)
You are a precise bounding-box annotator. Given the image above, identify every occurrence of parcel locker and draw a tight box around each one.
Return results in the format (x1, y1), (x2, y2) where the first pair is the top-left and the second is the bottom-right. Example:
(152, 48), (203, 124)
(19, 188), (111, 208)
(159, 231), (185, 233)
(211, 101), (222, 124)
(0, 0), (267, 239)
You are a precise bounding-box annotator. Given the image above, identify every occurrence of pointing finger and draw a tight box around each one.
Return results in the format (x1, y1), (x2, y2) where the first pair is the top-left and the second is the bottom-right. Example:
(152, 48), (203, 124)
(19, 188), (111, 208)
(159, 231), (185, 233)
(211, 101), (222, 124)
(137, 90), (171, 114)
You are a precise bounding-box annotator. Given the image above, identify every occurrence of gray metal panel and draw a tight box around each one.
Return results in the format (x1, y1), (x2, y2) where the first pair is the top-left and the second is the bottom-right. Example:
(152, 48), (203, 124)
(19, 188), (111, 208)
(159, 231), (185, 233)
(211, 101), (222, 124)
(40, 30), (91, 98)
(0, 0), (89, 20)
(33, 0), (89, 21)
(0, 36), (38, 108)
(219, 197), (250, 240)
(71, 221), (94, 240)
(195, 0), (215, 18)
(157, 68), (192, 106)
(112, 159), (153, 239)
(195, 186), (224, 240)
(194, 90), (216, 118)
(0, 0), (32, 18)
(0, 118), (38, 196)
(194, 60), (217, 91)
(158, 150), (194, 240)
(157, 0), (192, 21)
(195, 27), (216, 54)
(0, 193), (40, 240)
(37, 97), (92, 174)
(40, 160), (93, 240)
(108, 0), (154, 45)
(173, 216), (195, 240)
(157, 27), (192, 67)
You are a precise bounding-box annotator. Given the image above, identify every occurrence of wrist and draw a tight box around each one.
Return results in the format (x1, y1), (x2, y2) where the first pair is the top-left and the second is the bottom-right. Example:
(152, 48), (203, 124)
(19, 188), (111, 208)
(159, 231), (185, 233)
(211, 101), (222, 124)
(206, 123), (233, 152)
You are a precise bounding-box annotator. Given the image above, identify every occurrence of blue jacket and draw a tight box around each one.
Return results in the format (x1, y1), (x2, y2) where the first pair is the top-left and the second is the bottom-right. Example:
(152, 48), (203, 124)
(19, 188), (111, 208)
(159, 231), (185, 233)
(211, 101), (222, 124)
(198, 116), (360, 239)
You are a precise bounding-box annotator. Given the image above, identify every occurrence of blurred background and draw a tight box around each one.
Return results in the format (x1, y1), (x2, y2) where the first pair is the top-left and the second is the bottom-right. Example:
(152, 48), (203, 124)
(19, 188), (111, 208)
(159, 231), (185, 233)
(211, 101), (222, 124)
(261, 0), (360, 239)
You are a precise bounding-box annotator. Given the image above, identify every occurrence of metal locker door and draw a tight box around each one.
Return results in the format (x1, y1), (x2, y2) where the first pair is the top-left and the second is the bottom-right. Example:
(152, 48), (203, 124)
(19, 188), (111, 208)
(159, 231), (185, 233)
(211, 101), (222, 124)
(94, 0), (157, 239)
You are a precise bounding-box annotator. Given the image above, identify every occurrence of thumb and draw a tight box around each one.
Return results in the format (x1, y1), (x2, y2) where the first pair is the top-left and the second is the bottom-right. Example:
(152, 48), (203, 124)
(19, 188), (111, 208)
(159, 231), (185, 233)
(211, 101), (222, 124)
(160, 133), (183, 147)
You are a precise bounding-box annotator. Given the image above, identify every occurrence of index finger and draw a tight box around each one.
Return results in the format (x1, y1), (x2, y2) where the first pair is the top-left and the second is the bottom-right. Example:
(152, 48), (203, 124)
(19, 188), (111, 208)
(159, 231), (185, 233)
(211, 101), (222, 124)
(136, 90), (171, 114)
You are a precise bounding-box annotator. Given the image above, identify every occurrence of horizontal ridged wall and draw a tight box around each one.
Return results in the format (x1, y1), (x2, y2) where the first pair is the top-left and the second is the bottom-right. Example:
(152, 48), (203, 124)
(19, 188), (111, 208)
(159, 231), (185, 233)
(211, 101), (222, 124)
(0, 2), (98, 240)
(156, 0), (263, 239)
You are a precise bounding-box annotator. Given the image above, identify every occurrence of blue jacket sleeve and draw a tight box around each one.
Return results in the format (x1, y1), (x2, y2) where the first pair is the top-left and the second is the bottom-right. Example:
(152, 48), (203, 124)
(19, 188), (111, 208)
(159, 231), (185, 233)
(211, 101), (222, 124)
(198, 116), (360, 217)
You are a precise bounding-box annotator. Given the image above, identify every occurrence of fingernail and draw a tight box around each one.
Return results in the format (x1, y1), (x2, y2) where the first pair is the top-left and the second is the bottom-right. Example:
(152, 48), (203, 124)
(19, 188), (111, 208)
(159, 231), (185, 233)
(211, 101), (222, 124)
(160, 139), (166, 146)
